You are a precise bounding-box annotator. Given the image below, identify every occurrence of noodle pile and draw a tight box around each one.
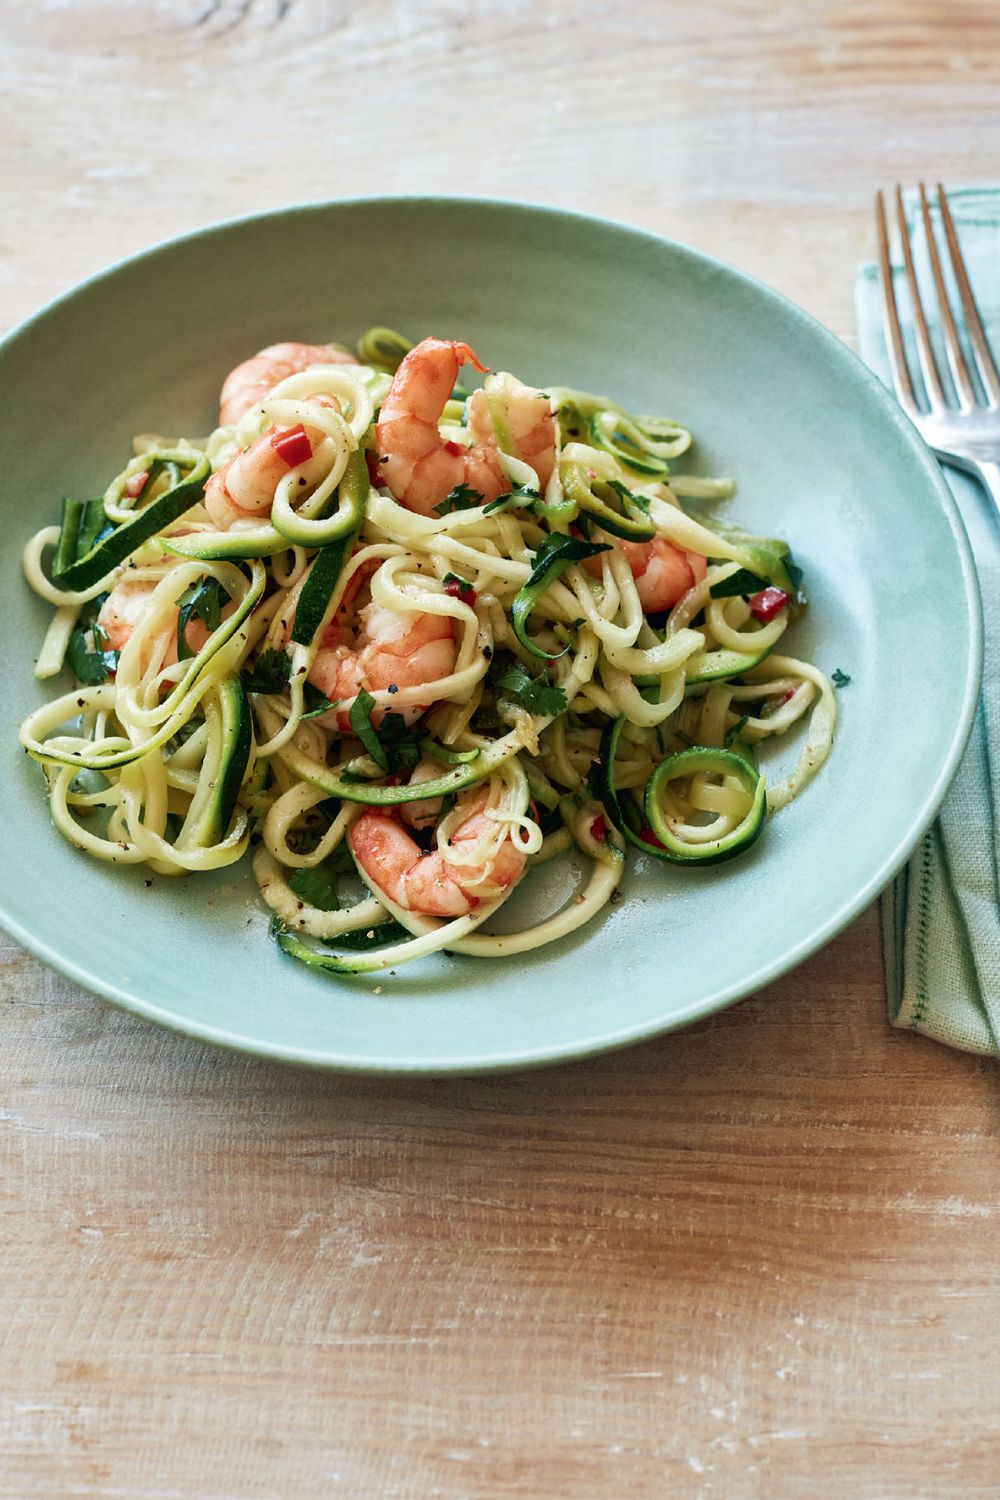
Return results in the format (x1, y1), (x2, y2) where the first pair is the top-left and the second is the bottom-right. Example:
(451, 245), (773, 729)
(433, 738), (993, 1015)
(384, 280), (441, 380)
(19, 328), (836, 976)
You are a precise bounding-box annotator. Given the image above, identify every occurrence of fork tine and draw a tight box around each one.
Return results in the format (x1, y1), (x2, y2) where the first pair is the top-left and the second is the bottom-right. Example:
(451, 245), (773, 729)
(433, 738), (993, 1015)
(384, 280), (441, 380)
(918, 182), (976, 409)
(936, 181), (1000, 405)
(894, 185), (946, 410)
(875, 190), (919, 417)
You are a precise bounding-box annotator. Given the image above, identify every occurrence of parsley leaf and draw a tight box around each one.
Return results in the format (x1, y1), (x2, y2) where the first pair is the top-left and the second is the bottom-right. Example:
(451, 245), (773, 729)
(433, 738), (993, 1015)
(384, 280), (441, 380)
(299, 682), (336, 721)
(709, 567), (770, 600)
(348, 689), (387, 768)
(241, 648), (292, 694)
(495, 662), (568, 719)
(288, 862), (342, 912)
(433, 482), (484, 517)
(483, 484), (541, 515)
(347, 692), (422, 774)
(66, 604), (119, 686)
(832, 667), (852, 688)
(378, 711), (422, 774)
(176, 576), (228, 661)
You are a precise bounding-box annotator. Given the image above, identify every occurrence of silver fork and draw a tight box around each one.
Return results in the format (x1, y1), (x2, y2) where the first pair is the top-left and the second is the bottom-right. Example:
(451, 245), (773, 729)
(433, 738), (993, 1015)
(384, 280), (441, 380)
(876, 181), (1000, 512)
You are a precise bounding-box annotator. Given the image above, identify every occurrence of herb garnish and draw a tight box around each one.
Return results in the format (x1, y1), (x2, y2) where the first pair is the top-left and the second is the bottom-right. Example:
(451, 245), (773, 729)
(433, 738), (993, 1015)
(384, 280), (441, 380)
(176, 576), (228, 661)
(433, 482), (484, 516)
(288, 863), (341, 912)
(66, 605), (119, 686)
(241, 648), (292, 694)
(483, 484), (541, 515)
(347, 690), (422, 774)
(495, 662), (568, 719)
(709, 567), (770, 600)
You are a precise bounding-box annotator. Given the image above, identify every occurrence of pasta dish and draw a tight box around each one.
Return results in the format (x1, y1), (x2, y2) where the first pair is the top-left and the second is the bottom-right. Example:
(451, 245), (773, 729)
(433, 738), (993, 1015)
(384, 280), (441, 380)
(20, 330), (836, 975)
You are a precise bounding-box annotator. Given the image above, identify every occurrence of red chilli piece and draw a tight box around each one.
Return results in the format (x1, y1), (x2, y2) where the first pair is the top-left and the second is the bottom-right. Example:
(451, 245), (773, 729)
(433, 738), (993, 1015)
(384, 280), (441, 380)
(443, 439), (464, 456)
(124, 470), (149, 499)
(271, 424), (313, 468)
(589, 814), (607, 842)
(444, 578), (477, 607)
(780, 687), (796, 704)
(639, 826), (665, 849)
(748, 586), (789, 622)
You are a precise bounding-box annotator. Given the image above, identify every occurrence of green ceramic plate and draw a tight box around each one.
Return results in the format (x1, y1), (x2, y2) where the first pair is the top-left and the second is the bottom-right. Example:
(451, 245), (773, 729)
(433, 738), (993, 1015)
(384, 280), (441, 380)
(0, 198), (981, 1073)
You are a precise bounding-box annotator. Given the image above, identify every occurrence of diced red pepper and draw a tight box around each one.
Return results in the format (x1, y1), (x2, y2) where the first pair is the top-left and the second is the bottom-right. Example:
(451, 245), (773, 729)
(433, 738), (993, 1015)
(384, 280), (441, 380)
(589, 814), (606, 842)
(124, 469), (148, 499)
(780, 687), (795, 704)
(271, 424), (313, 467)
(444, 578), (477, 607)
(639, 826), (665, 849)
(748, 586), (789, 622)
(443, 439), (463, 456)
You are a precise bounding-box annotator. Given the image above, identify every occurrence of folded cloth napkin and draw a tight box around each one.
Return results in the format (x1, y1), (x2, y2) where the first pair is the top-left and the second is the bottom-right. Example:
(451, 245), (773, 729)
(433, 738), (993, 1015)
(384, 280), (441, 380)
(856, 186), (1000, 1055)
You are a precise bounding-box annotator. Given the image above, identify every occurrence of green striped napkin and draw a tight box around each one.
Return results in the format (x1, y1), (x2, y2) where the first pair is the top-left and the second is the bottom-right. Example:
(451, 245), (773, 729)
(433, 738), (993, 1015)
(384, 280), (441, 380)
(855, 186), (1000, 1054)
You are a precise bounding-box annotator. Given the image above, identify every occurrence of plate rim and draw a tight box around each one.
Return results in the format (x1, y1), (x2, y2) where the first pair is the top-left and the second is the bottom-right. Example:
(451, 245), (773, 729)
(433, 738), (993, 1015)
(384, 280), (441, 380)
(0, 194), (984, 1074)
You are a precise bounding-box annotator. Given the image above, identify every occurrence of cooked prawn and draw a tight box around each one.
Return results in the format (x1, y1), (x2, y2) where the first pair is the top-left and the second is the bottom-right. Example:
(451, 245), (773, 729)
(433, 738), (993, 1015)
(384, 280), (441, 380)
(349, 788), (527, 917)
(467, 373), (556, 489)
(281, 562), (457, 728)
(219, 341), (357, 426)
(373, 338), (556, 516)
(97, 576), (231, 671)
(584, 534), (707, 612)
(204, 419), (326, 531)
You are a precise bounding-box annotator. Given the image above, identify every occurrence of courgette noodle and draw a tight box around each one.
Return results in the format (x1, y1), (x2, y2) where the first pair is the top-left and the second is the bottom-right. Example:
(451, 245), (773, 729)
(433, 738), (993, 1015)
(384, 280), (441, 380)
(19, 328), (836, 972)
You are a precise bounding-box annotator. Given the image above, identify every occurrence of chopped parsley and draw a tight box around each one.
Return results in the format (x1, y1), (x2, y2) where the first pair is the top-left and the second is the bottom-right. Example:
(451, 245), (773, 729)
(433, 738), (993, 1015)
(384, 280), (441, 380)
(347, 690), (421, 774)
(299, 683), (336, 721)
(483, 484), (541, 515)
(66, 604), (119, 686)
(378, 711), (422, 774)
(433, 482), (484, 516)
(709, 567), (770, 600)
(176, 576), (228, 661)
(495, 661), (567, 719)
(241, 647), (292, 694)
(288, 862), (342, 912)
(348, 689), (386, 766)
(832, 667), (852, 688)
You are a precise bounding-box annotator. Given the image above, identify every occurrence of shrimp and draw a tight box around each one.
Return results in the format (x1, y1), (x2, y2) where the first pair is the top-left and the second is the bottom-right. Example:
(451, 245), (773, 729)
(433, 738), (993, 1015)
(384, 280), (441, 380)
(280, 560), (457, 728)
(204, 418), (326, 531)
(349, 788), (527, 917)
(97, 575), (231, 671)
(373, 338), (556, 516)
(467, 373), (556, 489)
(584, 534), (707, 612)
(400, 756), (448, 830)
(219, 341), (357, 426)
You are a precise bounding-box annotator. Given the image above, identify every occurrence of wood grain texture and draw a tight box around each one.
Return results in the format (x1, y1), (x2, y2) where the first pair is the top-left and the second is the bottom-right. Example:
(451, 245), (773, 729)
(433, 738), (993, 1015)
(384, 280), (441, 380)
(3, 2), (1000, 1496)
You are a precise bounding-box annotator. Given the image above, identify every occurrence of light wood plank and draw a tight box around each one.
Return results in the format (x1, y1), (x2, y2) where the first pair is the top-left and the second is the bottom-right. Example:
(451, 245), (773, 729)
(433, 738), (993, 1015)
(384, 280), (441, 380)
(2, 2), (1000, 1495)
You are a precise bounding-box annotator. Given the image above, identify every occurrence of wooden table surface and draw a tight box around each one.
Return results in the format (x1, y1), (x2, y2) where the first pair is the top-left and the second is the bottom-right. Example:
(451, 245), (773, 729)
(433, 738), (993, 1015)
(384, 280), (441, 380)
(3, 3), (1000, 1496)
